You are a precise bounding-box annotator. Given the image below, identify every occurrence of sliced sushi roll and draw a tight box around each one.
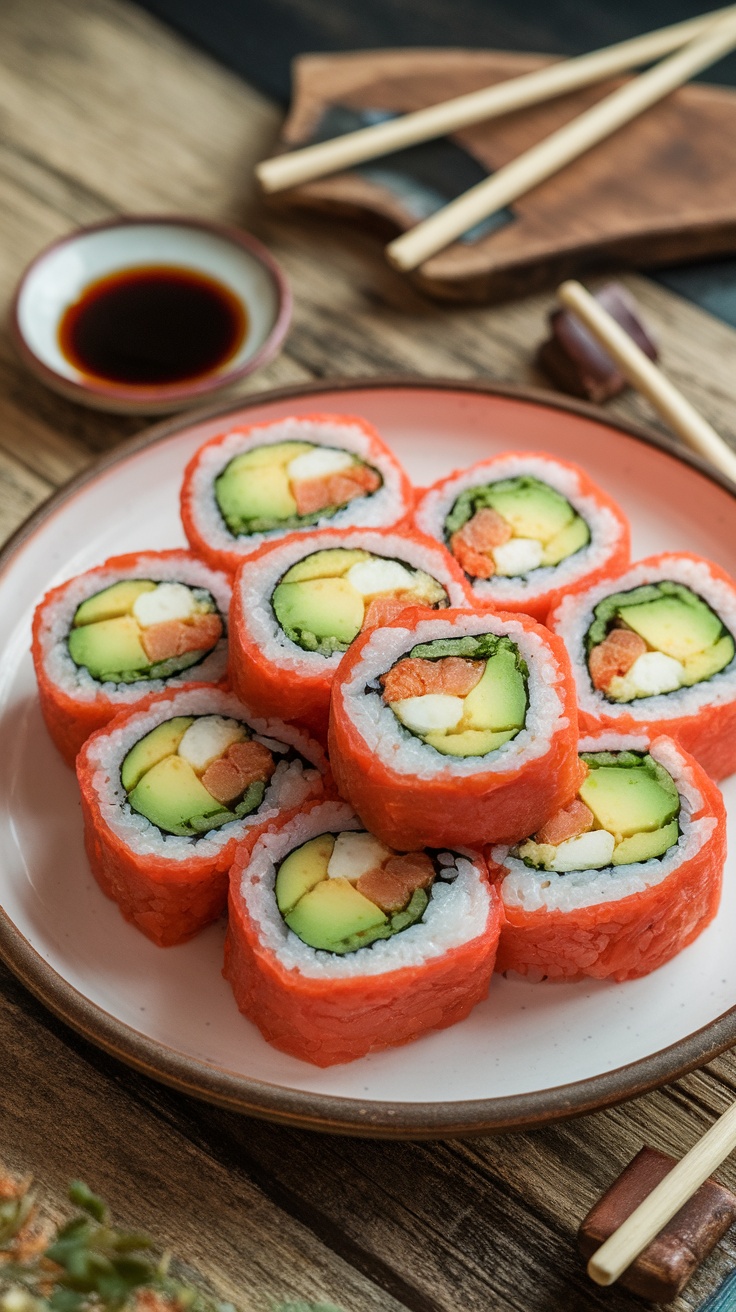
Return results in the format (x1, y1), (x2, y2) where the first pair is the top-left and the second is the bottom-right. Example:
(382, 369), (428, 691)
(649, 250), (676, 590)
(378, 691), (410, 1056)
(228, 525), (474, 740)
(180, 412), (414, 574)
(489, 731), (726, 982)
(413, 452), (630, 621)
(224, 798), (502, 1066)
(32, 550), (232, 766)
(328, 607), (583, 851)
(548, 552), (736, 780)
(76, 685), (329, 946)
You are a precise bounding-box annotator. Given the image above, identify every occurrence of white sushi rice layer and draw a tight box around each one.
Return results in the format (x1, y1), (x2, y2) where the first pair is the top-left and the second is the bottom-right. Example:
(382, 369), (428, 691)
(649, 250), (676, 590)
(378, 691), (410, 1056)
(37, 553), (231, 703)
(414, 453), (624, 603)
(187, 416), (409, 555)
(238, 799), (491, 979)
(83, 687), (325, 861)
(340, 610), (566, 779)
(554, 555), (736, 722)
(495, 735), (715, 912)
(236, 528), (471, 675)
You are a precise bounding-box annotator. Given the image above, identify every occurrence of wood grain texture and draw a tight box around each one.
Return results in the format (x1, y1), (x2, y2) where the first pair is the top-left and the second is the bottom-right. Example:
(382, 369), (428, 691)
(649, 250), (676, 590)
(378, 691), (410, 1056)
(2, 3), (736, 1311)
(272, 48), (736, 300)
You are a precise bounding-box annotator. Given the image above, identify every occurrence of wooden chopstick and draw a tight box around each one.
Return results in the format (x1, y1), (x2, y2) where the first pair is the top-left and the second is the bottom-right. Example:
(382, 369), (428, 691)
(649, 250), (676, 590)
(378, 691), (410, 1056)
(386, 10), (736, 272)
(257, 7), (736, 194)
(588, 1100), (736, 1286)
(557, 280), (736, 485)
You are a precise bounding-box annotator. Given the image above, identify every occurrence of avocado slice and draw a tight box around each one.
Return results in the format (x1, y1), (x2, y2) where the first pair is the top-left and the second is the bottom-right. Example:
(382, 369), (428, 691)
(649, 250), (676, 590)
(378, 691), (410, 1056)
(73, 579), (156, 627)
(225, 441), (313, 470)
(483, 477), (575, 543)
(216, 458), (297, 530)
(275, 833), (334, 915)
(272, 577), (365, 648)
(127, 754), (226, 835)
(540, 514), (590, 566)
(282, 549), (369, 583)
(121, 716), (194, 792)
(425, 727), (517, 756)
(579, 764), (679, 839)
(612, 819), (679, 865)
(617, 594), (723, 661)
(681, 634), (735, 684)
(68, 615), (149, 680)
(284, 876), (388, 952)
(462, 647), (527, 731)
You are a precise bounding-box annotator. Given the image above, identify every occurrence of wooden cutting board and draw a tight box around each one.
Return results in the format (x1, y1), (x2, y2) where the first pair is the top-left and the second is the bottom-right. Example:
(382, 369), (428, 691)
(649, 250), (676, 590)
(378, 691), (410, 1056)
(268, 48), (736, 302)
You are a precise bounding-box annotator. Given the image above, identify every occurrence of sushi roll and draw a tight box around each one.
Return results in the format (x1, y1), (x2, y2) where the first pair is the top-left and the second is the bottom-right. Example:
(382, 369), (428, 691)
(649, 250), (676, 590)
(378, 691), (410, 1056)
(76, 685), (329, 946)
(548, 552), (736, 780)
(413, 452), (630, 621)
(328, 607), (583, 851)
(32, 550), (231, 766)
(224, 798), (502, 1066)
(180, 413), (414, 574)
(489, 731), (726, 982)
(228, 526), (474, 739)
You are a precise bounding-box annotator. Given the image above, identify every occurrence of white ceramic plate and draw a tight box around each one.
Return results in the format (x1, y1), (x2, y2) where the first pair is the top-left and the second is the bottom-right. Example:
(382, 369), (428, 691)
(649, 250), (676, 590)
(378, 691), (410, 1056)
(2, 379), (735, 1137)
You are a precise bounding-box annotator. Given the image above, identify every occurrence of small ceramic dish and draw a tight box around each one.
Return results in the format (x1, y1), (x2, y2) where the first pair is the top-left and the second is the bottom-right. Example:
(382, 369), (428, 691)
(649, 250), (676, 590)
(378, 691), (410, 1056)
(10, 216), (292, 414)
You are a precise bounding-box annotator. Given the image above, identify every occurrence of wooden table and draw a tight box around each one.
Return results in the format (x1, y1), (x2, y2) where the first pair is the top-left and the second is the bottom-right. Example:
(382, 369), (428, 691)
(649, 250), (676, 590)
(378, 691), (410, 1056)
(3, 4), (736, 1310)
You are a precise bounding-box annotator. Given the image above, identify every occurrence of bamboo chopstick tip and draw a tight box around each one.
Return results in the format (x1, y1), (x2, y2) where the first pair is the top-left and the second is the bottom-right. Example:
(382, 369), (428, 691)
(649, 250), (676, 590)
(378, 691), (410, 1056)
(586, 1256), (615, 1286)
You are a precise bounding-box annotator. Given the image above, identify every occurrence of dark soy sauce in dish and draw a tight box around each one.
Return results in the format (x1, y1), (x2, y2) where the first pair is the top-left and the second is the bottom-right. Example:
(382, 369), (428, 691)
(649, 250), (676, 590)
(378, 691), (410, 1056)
(58, 265), (248, 387)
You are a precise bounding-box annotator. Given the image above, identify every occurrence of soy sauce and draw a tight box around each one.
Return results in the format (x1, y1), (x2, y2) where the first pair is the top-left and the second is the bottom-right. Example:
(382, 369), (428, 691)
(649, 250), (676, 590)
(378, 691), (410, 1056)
(58, 265), (247, 387)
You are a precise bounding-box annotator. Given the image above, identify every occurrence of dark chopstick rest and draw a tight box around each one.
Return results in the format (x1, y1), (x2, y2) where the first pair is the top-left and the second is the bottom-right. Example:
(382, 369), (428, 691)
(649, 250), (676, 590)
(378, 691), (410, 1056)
(578, 1146), (736, 1303)
(537, 281), (658, 402)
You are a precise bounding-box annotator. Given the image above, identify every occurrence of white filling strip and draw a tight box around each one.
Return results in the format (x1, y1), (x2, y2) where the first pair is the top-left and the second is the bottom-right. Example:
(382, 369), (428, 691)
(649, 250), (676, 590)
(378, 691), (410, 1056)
(495, 735), (715, 912)
(339, 610), (566, 779)
(414, 453), (624, 602)
(186, 417), (409, 555)
(235, 528), (471, 675)
(36, 553), (231, 703)
(83, 687), (325, 861)
(554, 555), (736, 721)
(237, 799), (491, 979)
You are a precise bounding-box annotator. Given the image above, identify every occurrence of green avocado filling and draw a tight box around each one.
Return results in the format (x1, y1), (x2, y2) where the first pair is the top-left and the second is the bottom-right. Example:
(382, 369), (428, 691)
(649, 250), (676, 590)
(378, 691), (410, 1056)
(214, 440), (383, 537)
(274, 832), (453, 954)
(271, 547), (449, 656)
(120, 715), (272, 837)
(514, 751), (681, 872)
(67, 579), (221, 685)
(382, 633), (529, 758)
(444, 474), (590, 573)
(585, 580), (735, 701)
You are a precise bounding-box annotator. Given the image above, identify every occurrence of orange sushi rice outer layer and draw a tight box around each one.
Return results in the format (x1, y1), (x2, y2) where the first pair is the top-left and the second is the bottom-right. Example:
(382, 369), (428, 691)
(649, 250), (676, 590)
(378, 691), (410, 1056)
(224, 819), (503, 1067)
(180, 413), (415, 576)
(548, 552), (736, 781)
(328, 608), (584, 851)
(412, 452), (631, 624)
(489, 735), (726, 983)
(76, 686), (328, 947)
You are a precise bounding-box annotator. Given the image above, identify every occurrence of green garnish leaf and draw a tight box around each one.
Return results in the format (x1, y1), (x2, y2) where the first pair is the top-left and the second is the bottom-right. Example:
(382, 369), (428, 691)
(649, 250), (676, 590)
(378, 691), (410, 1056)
(67, 1183), (106, 1224)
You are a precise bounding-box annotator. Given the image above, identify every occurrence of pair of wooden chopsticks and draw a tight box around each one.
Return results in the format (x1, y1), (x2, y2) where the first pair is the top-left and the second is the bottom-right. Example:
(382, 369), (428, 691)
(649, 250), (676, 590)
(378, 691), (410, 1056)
(257, 7), (736, 271)
(557, 278), (736, 1285)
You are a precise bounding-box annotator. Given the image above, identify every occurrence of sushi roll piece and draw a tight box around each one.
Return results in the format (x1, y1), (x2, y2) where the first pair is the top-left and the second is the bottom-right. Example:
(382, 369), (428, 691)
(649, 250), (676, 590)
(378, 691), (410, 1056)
(224, 798), (502, 1066)
(489, 731), (726, 982)
(180, 413), (414, 574)
(548, 552), (736, 780)
(413, 452), (630, 621)
(32, 550), (231, 766)
(76, 684), (329, 946)
(328, 607), (583, 851)
(228, 525), (475, 740)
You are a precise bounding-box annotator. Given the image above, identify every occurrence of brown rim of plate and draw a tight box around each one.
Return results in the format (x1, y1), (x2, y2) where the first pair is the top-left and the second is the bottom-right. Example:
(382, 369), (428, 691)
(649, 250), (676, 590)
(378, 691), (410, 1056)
(2, 375), (735, 1139)
(8, 215), (293, 409)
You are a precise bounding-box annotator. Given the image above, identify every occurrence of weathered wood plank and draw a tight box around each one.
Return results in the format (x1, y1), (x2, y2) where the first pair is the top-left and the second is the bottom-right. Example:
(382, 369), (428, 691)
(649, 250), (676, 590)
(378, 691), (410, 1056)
(0, 959), (404, 1312)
